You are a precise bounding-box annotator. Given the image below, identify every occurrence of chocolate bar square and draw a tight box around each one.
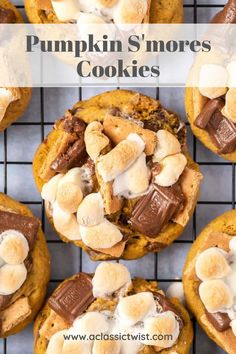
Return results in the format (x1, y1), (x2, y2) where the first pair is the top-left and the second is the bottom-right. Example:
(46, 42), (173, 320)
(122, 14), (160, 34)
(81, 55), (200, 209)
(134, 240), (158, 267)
(48, 273), (94, 324)
(130, 184), (183, 237)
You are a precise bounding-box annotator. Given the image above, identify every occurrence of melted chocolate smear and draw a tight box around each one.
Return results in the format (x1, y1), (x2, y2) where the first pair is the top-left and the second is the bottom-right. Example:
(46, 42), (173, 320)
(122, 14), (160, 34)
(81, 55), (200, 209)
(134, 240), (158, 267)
(63, 116), (86, 136)
(154, 292), (183, 329)
(0, 295), (12, 311)
(206, 311), (231, 332)
(0, 7), (16, 23)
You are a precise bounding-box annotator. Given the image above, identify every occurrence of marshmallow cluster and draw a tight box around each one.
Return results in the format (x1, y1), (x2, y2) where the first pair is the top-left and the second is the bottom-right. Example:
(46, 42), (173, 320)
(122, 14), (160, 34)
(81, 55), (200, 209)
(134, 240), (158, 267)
(0, 230), (29, 295)
(46, 263), (180, 354)
(49, 0), (148, 25)
(0, 88), (20, 122)
(198, 62), (236, 123)
(195, 239), (236, 335)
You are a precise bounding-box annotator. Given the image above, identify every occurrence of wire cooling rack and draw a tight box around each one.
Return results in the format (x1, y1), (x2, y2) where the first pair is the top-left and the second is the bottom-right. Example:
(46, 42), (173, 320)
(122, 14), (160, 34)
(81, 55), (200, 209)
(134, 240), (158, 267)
(0, 1), (233, 353)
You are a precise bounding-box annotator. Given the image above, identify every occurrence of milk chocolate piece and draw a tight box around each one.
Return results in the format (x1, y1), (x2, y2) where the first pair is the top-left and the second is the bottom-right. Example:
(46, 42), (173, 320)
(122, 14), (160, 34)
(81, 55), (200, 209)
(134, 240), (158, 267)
(207, 110), (236, 154)
(0, 211), (39, 250)
(48, 273), (94, 324)
(154, 292), (183, 329)
(50, 138), (87, 173)
(130, 184), (184, 237)
(206, 311), (231, 332)
(195, 99), (224, 129)
(0, 7), (16, 23)
(211, 0), (236, 24)
(63, 117), (86, 136)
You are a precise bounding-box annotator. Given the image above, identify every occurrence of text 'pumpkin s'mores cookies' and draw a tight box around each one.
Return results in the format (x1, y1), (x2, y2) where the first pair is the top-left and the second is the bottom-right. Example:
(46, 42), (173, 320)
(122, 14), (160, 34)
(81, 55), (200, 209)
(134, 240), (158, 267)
(33, 90), (202, 261)
(34, 262), (193, 354)
(0, 0), (32, 132)
(24, 0), (183, 25)
(0, 193), (50, 337)
(183, 210), (236, 353)
(185, 0), (236, 162)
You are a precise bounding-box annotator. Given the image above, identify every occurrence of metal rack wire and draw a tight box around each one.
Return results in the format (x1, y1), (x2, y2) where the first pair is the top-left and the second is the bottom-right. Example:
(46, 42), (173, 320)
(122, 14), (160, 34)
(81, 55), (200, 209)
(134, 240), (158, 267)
(0, 1), (232, 353)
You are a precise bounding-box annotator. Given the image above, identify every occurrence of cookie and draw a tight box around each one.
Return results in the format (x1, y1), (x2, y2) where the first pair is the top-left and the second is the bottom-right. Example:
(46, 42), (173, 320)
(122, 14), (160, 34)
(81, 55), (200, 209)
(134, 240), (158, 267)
(33, 90), (202, 261)
(34, 262), (193, 354)
(24, 0), (183, 24)
(0, 193), (50, 337)
(0, 0), (32, 132)
(183, 210), (236, 353)
(185, 0), (236, 162)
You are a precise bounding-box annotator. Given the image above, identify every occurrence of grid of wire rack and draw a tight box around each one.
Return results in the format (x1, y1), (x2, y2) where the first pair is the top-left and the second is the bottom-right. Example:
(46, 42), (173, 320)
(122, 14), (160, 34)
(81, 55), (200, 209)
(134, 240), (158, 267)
(0, 1), (233, 353)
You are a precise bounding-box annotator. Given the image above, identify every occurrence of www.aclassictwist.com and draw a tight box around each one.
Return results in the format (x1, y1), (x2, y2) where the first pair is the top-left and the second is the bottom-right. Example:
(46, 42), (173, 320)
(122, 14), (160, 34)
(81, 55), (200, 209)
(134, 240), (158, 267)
(63, 332), (173, 342)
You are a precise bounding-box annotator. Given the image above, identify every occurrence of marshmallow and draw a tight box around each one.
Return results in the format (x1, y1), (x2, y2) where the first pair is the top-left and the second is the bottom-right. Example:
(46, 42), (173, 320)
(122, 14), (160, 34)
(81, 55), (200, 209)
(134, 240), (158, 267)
(116, 292), (156, 326)
(153, 130), (181, 163)
(114, 0), (148, 24)
(92, 340), (121, 354)
(227, 61), (236, 88)
(77, 12), (108, 25)
(166, 282), (185, 304)
(120, 340), (141, 354)
(0, 263), (27, 295)
(230, 237), (236, 253)
(53, 202), (81, 241)
(154, 153), (187, 187)
(195, 247), (231, 281)
(199, 279), (233, 313)
(113, 153), (149, 199)
(225, 262), (236, 297)
(199, 64), (228, 99)
(46, 330), (67, 354)
(221, 88), (236, 123)
(41, 174), (63, 204)
(142, 311), (179, 348)
(97, 133), (145, 182)
(0, 88), (16, 122)
(92, 262), (131, 298)
(80, 219), (123, 249)
(230, 319), (236, 336)
(0, 230), (29, 265)
(62, 328), (91, 354)
(51, 0), (80, 22)
(77, 193), (104, 227)
(62, 168), (82, 186)
(95, 0), (118, 7)
(73, 312), (109, 336)
(84, 122), (110, 161)
(56, 180), (83, 214)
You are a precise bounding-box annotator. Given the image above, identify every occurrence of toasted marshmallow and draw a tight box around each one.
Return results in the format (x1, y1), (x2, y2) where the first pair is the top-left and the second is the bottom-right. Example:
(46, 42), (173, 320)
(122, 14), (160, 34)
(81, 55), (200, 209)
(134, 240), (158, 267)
(199, 64), (228, 99)
(154, 153), (187, 187)
(153, 130), (181, 163)
(51, 0), (80, 22)
(113, 153), (149, 198)
(0, 230), (29, 265)
(80, 219), (122, 249)
(142, 311), (179, 348)
(97, 133), (145, 182)
(46, 330), (67, 354)
(77, 12), (108, 25)
(116, 292), (156, 326)
(230, 237), (236, 253)
(92, 262), (131, 298)
(77, 193), (104, 227)
(93, 340), (121, 354)
(41, 174), (63, 203)
(73, 312), (109, 336)
(227, 61), (236, 88)
(0, 88), (16, 122)
(195, 247), (231, 281)
(230, 318), (236, 336)
(221, 88), (236, 123)
(0, 263), (27, 295)
(53, 202), (81, 241)
(56, 180), (83, 214)
(114, 0), (148, 24)
(120, 340), (141, 354)
(166, 282), (185, 304)
(84, 122), (110, 161)
(62, 328), (91, 354)
(95, 0), (118, 7)
(62, 168), (82, 186)
(199, 279), (233, 313)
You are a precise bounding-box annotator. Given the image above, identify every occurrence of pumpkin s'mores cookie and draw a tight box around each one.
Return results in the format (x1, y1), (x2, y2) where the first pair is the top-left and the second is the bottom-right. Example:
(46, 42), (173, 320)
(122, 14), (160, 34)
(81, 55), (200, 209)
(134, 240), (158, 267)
(0, 0), (32, 132)
(34, 262), (193, 354)
(185, 0), (236, 162)
(0, 193), (50, 337)
(24, 0), (183, 25)
(33, 90), (202, 260)
(183, 210), (236, 353)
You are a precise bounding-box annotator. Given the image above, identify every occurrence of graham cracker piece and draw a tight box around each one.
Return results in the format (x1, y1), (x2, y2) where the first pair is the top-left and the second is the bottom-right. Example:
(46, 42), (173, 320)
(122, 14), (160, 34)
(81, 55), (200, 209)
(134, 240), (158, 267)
(39, 309), (69, 340)
(0, 297), (31, 334)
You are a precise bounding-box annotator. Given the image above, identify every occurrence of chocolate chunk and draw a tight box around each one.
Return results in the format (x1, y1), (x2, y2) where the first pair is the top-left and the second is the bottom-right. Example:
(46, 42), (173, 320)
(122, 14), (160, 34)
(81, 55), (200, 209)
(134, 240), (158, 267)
(0, 295), (12, 311)
(63, 117), (86, 136)
(48, 273), (94, 324)
(154, 292), (183, 329)
(109, 107), (121, 117)
(207, 110), (236, 154)
(206, 311), (231, 332)
(0, 7), (16, 23)
(130, 184), (184, 237)
(50, 138), (87, 173)
(0, 211), (39, 251)
(195, 99), (224, 129)
(211, 0), (236, 24)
